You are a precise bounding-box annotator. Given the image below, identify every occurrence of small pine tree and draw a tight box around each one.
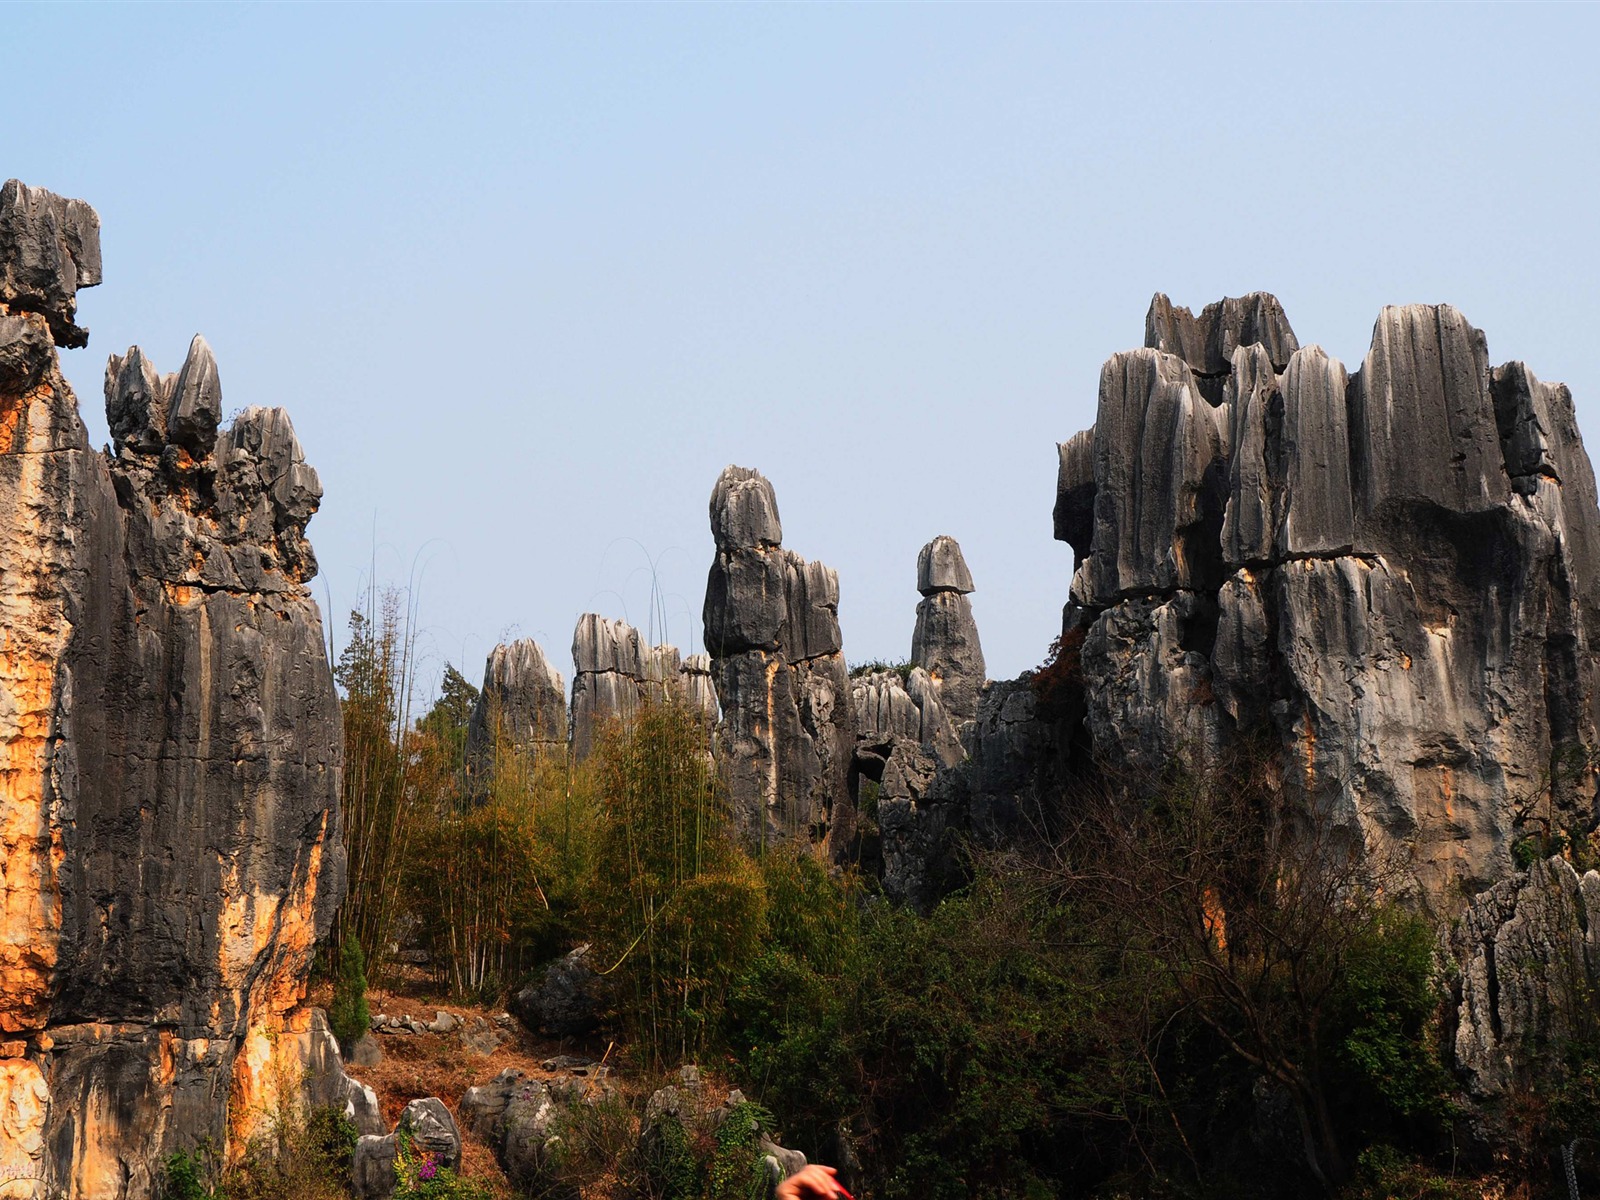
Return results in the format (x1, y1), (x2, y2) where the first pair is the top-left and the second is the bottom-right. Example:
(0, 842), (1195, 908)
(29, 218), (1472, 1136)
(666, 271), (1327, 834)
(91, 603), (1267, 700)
(329, 937), (370, 1051)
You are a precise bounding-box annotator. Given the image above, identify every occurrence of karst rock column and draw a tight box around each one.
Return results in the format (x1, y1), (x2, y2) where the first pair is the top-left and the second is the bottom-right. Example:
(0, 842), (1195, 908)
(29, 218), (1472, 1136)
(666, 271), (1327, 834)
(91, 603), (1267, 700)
(703, 466), (854, 848)
(464, 638), (567, 790)
(0, 181), (344, 1197)
(1055, 292), (1600, 909)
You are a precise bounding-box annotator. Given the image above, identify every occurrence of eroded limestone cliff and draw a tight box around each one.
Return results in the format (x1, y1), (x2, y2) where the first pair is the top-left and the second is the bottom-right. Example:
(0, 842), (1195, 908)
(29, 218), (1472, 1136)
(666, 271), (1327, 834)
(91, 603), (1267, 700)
(0, 181), (344, 1197)
(1055, 293), (1600, 908)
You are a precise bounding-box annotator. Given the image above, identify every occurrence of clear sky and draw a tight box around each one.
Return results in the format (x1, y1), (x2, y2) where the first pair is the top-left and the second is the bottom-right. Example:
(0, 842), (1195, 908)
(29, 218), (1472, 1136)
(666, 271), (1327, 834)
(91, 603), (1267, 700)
(10, 3), (1600, 698)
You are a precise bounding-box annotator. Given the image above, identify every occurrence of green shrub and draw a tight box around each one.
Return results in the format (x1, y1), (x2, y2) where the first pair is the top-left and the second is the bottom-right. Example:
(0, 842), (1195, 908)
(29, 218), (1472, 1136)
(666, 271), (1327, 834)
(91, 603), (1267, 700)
(588, 700), (767, 1067)
(1327, 905), (1455, 1129)
(641, 1112), (699, 1200)
(709, 1101), (771, 1200)
(329, 935), (370, 1050)
(302, 1106), (360, 1175)
(160, 1147), (220, 1200)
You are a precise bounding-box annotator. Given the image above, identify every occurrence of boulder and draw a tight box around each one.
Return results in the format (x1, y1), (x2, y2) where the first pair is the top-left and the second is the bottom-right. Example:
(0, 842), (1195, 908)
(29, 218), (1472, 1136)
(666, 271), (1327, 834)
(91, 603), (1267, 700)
(400, 1098), (461, 1169)
(352, 1134), (398, 1199)
(513, 944), (608, 1038)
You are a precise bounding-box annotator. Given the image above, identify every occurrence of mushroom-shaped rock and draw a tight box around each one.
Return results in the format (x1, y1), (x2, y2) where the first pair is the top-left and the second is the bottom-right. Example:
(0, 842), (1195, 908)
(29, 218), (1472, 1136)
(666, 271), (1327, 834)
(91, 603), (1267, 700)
(911, 537), (986, 725)
(916, 535), (975, 595)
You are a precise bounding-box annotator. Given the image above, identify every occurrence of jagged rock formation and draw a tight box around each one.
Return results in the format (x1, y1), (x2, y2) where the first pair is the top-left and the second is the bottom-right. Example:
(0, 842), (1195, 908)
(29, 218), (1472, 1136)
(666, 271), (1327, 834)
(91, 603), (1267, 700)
(1453, 855), (1600, 1098)
(848, 537), (991, 904)
(1055, 292), (1600, 908)
(0, 182), (345, 1196)
(910, 536), (985, 727)
(703, 467), (853, 847)
(464, 639), (566, 786)
(569, 614), (714, 760)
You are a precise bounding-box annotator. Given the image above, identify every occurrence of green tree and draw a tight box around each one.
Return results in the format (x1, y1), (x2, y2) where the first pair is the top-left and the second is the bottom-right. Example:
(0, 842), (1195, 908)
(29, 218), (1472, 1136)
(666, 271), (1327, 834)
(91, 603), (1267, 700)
(588, 699), (766, 1068)
(329, 936), (370, 1050)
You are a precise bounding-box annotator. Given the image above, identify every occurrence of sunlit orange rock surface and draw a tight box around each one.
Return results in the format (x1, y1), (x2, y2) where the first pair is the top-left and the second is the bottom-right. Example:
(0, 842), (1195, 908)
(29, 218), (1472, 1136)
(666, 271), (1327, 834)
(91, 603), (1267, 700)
(0, 180), (344, 1198)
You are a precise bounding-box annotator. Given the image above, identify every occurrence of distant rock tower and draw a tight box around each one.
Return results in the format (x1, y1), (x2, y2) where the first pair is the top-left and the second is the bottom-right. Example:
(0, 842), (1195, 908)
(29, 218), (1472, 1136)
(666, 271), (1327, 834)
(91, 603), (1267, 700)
(569, 613), (713, 760)
(465, 639), (567, 788)
(911, 536), (986, 727)
(703, 466), (854, 847)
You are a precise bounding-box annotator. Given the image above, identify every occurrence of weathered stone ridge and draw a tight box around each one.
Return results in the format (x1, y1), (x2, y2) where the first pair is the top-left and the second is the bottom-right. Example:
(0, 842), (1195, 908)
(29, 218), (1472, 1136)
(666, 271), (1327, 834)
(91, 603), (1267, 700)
(0, 182), (344, 1196)
(703, 466), (853, 848)
(465, 639), (567, 784)
(1057, 292), (1600, 907)
(569, 614), (714, 760)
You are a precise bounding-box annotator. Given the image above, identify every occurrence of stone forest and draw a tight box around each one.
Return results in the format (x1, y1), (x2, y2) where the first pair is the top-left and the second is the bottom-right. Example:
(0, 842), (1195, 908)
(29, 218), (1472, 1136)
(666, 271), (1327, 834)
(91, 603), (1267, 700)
(6, 181), (1600, 1200)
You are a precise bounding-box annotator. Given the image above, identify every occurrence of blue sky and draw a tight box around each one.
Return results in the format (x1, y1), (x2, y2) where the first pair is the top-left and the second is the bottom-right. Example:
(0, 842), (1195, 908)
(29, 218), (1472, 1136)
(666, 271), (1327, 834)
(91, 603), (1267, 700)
(9, 3), (1600, 694)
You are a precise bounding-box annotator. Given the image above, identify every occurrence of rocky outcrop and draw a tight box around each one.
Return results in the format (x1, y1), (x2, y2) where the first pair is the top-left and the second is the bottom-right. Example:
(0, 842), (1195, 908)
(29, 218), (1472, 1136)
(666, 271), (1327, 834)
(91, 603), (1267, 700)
(1452, 855), (1600, 1098)
(464, 639), (566, 788)
(569, 614), (704, 760)
(0, 182), (344, 1196)
(352, 1098), (462, 1199)
(1056, 292), (1600, 909)
(511, 944), (610, 1038)
(704, 467), (853, 848)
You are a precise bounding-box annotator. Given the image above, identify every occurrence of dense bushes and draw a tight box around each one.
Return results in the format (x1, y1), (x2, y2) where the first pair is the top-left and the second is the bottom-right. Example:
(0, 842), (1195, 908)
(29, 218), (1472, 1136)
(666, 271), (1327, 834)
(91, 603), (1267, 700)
(328, 596), (1481, 1197)
(724, 753), (1464, 1200)
(588, 700), (767, 1068)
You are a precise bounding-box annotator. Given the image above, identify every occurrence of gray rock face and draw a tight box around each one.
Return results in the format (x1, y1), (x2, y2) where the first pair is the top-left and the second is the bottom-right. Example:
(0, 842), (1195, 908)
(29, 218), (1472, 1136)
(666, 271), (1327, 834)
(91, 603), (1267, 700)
(1453, 856), (1600, 1097)
(1056, 292), (1600, 908)
(465, 639), (567, 788)
(0, 178), (102, 348)
(678, 652), (720, 725)
(704, 466), (854, 848)
(569, 614), (698, 760)
(461, 1070), (580, 1194)
(0, 184), (344, 1195)
(302, 1010), (385, 1136)
(910, 537), (985, 726)
(512, 944), (609, 1038)
(1053, 429), (1095, 560)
